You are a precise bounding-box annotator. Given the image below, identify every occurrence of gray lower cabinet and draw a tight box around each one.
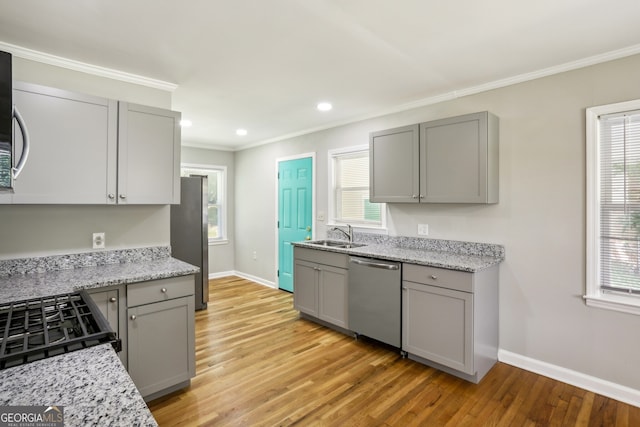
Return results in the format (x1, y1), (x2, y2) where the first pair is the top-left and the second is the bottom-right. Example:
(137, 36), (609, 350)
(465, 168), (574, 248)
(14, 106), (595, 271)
(88, 285), (127, 367)
(126, 276), (196, 400)
(293, 247), (348, 329)
(402, 263), (498, 383)
(1, 82), (181, 205)
(369, 111), (498, 204)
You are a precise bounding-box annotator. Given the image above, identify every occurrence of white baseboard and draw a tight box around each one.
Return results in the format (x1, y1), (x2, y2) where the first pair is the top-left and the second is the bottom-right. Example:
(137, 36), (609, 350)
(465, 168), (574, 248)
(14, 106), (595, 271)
(208, 271), (236, 279)
(498, 349), (640, 408)
(209, 270), (276, 289)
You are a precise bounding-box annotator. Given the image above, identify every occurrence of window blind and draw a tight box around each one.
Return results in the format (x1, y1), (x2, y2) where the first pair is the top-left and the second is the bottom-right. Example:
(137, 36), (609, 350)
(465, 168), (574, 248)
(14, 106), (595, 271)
(599, 110), (640, 293)
(333, 151), (381, 224)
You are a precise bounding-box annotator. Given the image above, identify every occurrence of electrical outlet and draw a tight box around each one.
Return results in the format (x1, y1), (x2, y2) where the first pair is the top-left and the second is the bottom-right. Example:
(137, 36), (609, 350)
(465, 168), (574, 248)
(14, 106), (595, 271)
(93, 232), (105, 249)
(417, 224), (429, 236)
(252, 251), (257, 260)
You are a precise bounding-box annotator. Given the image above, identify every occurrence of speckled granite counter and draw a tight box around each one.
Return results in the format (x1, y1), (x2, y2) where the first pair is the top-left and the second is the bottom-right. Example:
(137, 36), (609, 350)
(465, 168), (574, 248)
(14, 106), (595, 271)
(0, 246), (199, 304)
(0, 246), (195, 426)
(293, 234), (504, 272)
(0, 344), (157, 427)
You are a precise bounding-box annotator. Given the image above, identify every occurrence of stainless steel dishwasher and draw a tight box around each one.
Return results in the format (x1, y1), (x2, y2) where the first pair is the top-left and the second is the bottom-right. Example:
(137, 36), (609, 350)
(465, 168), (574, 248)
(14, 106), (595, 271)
(348, 256), (402, 348)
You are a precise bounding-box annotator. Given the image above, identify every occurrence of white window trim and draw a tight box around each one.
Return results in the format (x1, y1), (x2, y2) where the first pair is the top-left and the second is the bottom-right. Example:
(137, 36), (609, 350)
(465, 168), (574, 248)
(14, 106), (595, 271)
(327, 145), (387, 232)
(181, 162), (228, 245)
(585, 99), (640, 315)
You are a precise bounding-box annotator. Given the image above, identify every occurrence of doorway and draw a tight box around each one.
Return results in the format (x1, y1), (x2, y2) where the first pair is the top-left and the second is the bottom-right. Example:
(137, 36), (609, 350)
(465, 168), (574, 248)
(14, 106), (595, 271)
(277, 155), (314, 292)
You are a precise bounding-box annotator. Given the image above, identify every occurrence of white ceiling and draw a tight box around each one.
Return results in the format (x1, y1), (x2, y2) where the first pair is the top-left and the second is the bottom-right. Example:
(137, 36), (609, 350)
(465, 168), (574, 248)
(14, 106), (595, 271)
(1, 0), (640, 150)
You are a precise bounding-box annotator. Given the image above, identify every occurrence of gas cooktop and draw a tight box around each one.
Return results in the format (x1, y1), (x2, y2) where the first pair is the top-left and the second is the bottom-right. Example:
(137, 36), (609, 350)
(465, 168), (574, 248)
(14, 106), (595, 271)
(0, 290), (121, 370)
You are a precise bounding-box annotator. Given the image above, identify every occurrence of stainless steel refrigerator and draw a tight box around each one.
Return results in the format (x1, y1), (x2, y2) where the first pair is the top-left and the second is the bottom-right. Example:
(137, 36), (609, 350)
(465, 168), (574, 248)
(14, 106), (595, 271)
(170, 176), (209, 310)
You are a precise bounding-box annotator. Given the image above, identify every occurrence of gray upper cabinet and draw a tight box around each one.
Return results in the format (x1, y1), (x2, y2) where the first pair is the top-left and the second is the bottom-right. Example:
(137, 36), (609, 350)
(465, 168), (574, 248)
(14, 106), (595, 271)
(370, 124), (420, 203)
(420, 112), (498, 203)
(1, 82), (181, 205)
(1, 82), (117, 204)
(370, 112), (499, 204)
(116, 103), (181, 205)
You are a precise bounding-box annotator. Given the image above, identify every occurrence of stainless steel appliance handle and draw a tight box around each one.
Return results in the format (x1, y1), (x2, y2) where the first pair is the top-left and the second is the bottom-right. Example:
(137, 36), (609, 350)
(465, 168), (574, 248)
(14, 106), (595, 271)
(350, 257), (400, 270)
(11, 106), (30, 179)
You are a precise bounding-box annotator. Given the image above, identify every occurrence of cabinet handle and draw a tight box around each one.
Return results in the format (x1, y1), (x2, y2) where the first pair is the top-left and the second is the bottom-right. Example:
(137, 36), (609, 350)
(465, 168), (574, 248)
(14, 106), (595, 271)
(119, 194), (126, 200)
(430, 275), (437, 280)
(108, 193), (115, 200)
(130, 314), (137, 320)
(109, 297), (117, 303)
(161, 287), (167, 293)
(412, 194), (418, 199)
(420, 195), (425, 199)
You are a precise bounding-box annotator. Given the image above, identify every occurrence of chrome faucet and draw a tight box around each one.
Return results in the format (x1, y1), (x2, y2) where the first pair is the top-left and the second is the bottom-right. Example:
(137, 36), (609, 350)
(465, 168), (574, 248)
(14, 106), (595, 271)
(329, 224), (353, 243)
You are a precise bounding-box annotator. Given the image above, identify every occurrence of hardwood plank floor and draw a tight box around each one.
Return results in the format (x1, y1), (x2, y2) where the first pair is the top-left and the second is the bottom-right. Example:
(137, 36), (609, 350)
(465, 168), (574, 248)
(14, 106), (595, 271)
(148, 276), (640, 426)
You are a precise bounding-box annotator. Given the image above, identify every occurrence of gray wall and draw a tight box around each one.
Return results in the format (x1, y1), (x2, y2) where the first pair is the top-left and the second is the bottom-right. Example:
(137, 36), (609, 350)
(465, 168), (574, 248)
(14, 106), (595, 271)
(234, 54), (640, 391)
(181, 146), (235, 274)
(0, 57), (172, 259)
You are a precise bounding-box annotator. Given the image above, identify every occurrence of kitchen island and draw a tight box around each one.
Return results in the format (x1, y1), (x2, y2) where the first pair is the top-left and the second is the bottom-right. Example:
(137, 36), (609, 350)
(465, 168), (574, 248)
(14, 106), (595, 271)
(0, 344), (157, 427)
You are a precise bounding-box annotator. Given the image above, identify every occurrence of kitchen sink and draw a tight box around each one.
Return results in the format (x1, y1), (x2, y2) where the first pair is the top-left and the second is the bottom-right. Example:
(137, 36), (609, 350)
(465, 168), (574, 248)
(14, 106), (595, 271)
(305, 240), (366, 249)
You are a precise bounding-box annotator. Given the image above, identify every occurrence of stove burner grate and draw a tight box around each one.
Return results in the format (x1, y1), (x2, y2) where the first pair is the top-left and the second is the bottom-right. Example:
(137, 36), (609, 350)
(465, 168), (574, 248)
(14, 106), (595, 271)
(0, 291), (121, 369)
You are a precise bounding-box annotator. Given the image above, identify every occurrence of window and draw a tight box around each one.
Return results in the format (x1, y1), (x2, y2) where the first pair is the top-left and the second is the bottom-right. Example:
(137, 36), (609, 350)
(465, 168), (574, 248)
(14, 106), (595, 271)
(329, 146), (385, 228)
(586, 100), (640, 314)
(181, 164), (227, 243)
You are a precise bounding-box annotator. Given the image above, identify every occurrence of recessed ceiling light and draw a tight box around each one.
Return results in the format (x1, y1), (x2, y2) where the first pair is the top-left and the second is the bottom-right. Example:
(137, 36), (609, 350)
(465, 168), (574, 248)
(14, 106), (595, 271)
(317, 102), (332, 112)
(236, 128), (248, 136)
(180, 119), (192, 127)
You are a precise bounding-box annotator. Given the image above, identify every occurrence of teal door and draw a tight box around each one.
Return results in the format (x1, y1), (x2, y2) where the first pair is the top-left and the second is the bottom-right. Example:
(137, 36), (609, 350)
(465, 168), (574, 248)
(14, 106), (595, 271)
(278, 157), (313, 292)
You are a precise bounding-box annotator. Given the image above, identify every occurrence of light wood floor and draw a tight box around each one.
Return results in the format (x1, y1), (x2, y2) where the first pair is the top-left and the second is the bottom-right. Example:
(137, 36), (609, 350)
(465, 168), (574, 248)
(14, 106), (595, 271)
(148, 276), (640, 426)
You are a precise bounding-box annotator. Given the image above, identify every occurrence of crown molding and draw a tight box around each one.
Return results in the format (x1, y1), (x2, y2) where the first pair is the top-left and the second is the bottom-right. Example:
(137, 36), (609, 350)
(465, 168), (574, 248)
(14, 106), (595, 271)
(181, 140), (236, 152)
(0, 41), (178, 92)
(236, 43), (640, 151)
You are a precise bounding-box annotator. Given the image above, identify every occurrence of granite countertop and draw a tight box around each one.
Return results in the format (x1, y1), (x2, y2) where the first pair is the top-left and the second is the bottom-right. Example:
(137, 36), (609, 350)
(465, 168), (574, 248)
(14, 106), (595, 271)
(0, 344), (157, 427)
(0, 246), (196, 425)
(0, 247), (199, 304)
(293, 235), (504, 272)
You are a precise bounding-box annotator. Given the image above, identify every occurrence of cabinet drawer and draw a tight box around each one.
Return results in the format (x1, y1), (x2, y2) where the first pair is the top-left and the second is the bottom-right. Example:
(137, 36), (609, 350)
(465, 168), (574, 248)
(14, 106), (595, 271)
(294, 247), (349, 268)
(128, 276), (194, 307)
(403, 263), (473, 293)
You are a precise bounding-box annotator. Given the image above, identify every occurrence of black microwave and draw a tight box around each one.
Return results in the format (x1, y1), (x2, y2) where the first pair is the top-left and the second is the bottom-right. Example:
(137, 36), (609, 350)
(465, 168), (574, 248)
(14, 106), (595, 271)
(0, 50), (29, 193)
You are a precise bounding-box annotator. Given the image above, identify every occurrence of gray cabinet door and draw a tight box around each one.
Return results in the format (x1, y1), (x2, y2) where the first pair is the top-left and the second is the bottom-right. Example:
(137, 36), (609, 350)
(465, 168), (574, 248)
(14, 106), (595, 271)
(127, 295), (195, 398)
(117, 102), (181, 205)
(318, 265), (348, 328)
(88, 286), (128, 367)
(293, 259), (318, 317)
(370, 124), (420, 203)
(420, 111), (498, 203)
(3, 82), (117, 204)
(402, 281), (474, 375)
